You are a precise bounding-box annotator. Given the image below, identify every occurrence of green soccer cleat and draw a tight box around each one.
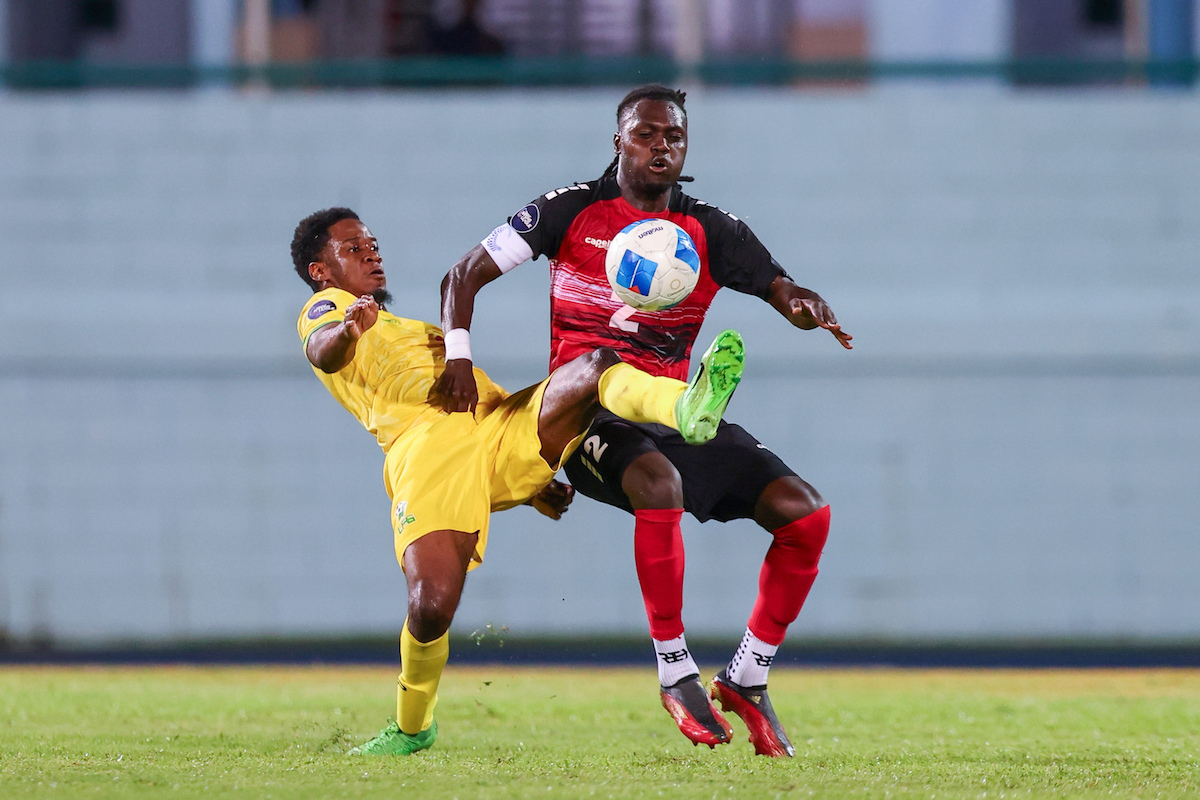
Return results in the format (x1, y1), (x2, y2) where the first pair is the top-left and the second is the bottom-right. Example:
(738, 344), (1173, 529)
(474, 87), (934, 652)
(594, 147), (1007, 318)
(349, 719), (437, 756)
(675, 329), (745, 445)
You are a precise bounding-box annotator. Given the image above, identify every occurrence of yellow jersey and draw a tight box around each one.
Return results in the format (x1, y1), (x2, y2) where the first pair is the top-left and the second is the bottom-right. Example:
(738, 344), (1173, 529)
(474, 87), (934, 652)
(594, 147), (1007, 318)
(297, 288), (507, 451)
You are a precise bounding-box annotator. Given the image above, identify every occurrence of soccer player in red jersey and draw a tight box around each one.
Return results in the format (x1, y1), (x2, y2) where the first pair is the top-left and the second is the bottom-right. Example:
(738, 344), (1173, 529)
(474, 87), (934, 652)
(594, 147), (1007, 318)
(439, 85), (852, 757)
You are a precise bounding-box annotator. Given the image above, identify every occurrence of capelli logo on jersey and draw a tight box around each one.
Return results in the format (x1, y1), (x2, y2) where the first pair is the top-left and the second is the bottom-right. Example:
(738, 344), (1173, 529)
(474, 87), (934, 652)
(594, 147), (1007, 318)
(585, 237), (611, 250)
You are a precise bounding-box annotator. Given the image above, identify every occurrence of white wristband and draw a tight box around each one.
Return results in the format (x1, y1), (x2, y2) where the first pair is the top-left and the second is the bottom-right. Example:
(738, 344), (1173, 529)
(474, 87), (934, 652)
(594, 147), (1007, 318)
(444, 328), (472, 361)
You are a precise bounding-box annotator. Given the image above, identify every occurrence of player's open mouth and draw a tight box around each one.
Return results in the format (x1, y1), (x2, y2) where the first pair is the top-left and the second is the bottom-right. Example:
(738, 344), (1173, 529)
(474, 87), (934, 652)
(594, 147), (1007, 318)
(649, 158), (669, 172)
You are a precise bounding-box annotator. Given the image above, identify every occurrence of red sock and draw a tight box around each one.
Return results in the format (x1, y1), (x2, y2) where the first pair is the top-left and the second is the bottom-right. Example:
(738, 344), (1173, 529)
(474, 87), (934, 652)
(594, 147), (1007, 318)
(747, 505), (831, 646)
(633, 508), (686, 640)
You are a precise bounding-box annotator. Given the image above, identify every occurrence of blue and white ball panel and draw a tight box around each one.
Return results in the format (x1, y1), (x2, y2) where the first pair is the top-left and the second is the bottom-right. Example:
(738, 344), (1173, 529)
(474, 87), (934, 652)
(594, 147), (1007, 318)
(673, 229), (700, 274)
(618, 219), (647, 236)
(614, 249), (659, 297)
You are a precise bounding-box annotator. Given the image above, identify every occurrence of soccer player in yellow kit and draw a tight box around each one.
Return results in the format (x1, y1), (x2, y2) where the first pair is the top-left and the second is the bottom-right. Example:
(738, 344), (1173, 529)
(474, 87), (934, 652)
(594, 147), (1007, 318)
(292, 208), (747, 755)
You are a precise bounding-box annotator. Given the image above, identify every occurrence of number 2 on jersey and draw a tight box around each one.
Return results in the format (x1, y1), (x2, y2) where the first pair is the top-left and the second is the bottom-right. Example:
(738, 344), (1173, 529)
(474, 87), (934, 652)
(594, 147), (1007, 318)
(608, 292), (639, 333)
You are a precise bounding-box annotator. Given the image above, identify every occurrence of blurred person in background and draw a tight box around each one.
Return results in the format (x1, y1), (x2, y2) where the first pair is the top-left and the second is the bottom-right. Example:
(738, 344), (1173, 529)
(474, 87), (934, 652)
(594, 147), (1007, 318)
(432, 0), (506, 55)
(292, 207), (744, 755)
(439, 85), (852, 757)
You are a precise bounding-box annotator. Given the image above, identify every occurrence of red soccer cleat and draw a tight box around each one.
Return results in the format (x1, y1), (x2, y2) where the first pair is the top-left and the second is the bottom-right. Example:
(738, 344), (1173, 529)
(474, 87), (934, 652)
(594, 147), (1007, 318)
(659, 675), (734, 748)
(710, 669), (795, 757)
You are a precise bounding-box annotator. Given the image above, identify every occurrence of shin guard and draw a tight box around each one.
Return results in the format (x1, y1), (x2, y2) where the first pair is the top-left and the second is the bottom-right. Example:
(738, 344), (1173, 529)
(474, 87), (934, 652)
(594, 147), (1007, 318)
(747, 505), (831, 646)
(634, 507), (687, 641)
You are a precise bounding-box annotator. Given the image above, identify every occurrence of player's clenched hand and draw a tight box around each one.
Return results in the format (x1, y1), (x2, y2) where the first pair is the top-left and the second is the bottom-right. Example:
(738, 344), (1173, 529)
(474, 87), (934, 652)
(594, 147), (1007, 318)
(343, 295), (380, 340)
(434, 358), (479, 414)
(527, 480), (575, 521)
(788, 293), (853, 350)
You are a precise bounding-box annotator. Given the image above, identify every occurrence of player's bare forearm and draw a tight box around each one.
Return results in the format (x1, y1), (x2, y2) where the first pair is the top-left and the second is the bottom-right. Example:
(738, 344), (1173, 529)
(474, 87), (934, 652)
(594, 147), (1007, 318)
(436, 246), (506, 412)
(440, 245), (504, 333)
(306, 296), (379, 373)
(768, 275), (853, 350)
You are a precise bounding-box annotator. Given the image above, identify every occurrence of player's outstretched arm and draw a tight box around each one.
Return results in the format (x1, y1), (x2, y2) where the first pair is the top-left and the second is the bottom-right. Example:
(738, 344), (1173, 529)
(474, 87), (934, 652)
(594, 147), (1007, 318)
(306, 295), (379, 373)
(767, 275), (853, 350)
(434, 245), (504, 413)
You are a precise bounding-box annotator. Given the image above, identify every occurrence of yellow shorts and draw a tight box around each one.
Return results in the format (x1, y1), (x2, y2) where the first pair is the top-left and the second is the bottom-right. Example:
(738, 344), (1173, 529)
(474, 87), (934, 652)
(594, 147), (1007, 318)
(383, 377), (583, 572)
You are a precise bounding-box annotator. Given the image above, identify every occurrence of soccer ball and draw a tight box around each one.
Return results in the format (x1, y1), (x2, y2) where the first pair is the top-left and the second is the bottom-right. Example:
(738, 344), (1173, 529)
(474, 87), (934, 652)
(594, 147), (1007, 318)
(605, 218), (701, 311)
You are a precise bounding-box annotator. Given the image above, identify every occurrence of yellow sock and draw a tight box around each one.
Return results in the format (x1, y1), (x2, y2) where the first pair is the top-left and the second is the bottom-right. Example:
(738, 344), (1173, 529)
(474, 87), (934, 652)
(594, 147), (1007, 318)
(397, 620), (449, 734)
(597, 363), (686, 429)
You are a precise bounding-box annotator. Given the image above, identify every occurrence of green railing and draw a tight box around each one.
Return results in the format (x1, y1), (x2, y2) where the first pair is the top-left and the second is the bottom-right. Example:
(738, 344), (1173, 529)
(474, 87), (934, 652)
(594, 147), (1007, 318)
(2, 57), (1198, 89)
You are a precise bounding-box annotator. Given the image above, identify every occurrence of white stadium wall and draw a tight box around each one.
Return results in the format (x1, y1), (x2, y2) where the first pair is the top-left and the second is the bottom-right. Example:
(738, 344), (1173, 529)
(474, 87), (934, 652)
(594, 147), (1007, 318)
(0, 88), (1198, 645)
(868, 0), (1010, 62)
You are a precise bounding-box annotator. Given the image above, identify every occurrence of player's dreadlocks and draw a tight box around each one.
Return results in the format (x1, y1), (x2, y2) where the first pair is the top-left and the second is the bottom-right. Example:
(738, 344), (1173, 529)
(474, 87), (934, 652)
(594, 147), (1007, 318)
(602, 84), (694, 183)
(291, 207), (360, 290)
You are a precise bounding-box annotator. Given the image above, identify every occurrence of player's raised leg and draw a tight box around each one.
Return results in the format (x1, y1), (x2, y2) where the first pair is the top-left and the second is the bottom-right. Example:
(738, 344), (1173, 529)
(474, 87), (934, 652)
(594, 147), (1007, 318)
(351, 528), (477, 755)
(536, 330), (746, 466)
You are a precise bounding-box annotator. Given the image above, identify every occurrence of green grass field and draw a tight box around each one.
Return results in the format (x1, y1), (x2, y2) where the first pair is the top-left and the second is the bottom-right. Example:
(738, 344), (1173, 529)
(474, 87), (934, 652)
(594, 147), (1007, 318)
(2, 665), (1198, 799)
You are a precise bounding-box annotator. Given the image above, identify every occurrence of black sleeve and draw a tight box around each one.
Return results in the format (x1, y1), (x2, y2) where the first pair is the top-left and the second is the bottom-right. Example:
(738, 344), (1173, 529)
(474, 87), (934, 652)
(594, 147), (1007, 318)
(506, 182), (597, 261)
(696, 204), (788, 300)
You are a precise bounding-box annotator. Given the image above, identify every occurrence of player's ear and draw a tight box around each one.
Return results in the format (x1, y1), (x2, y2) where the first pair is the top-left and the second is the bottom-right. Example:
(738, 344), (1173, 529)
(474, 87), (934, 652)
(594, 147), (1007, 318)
(308, 260), (327, 285)
(613, 130), (620, 154)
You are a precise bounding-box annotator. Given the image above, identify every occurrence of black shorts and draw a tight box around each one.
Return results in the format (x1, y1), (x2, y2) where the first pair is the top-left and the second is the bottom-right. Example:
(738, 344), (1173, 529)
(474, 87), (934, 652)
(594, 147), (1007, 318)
(563, 410), (798, 523)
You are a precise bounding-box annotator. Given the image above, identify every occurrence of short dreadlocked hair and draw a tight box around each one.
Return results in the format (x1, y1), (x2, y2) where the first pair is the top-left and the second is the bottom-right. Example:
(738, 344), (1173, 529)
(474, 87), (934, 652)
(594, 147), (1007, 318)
(291, 207), (360, 291)
(602, 84), (691, 182)
(617, 83), (686, 128)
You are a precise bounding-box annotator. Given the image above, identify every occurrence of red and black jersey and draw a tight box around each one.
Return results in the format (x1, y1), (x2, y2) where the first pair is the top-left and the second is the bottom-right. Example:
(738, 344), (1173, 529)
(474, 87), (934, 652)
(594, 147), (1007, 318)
(505, 174), (786, 381)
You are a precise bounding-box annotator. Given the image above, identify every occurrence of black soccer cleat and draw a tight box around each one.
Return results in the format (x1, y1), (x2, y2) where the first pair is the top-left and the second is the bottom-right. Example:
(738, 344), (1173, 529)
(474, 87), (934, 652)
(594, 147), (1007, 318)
(710, 669), (795, 757)
(659, 674), (734, 748)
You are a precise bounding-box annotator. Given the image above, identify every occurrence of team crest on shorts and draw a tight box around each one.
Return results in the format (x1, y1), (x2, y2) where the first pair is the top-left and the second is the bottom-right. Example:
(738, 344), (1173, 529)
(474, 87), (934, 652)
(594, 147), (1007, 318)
(395, 501), (416, 535)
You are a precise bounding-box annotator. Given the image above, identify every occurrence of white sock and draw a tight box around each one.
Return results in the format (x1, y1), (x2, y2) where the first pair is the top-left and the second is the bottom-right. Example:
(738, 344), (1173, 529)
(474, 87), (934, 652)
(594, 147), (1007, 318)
(725, 628), (779, 688)
(653, 634), (699, 687)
